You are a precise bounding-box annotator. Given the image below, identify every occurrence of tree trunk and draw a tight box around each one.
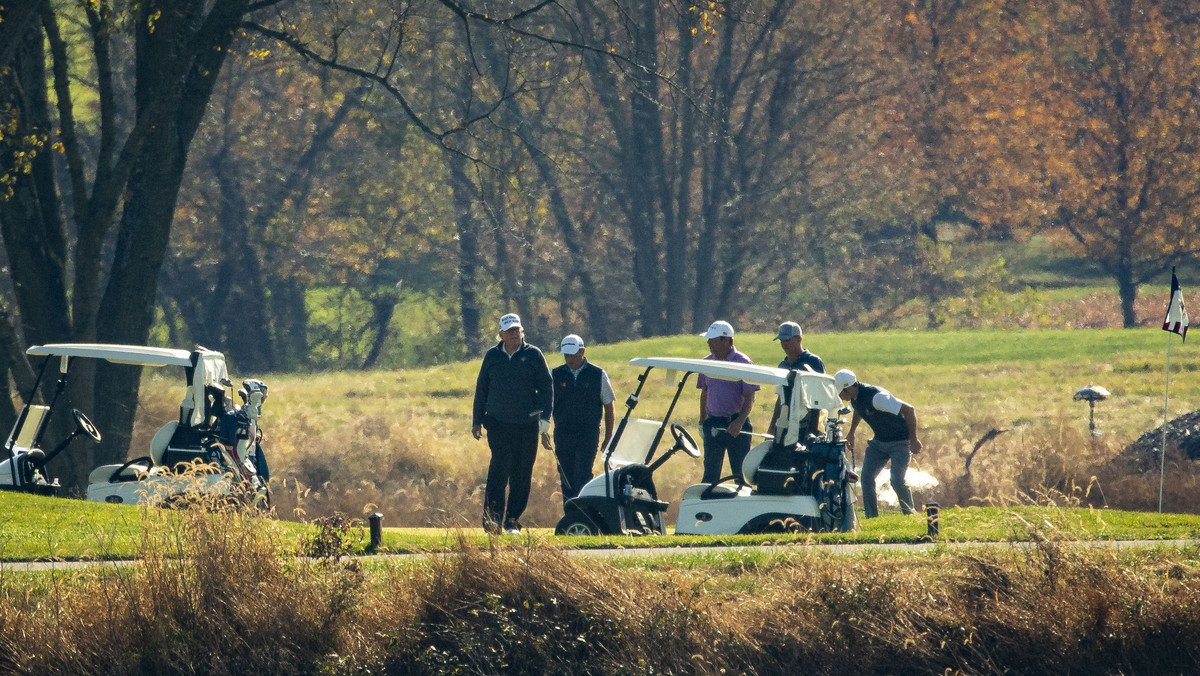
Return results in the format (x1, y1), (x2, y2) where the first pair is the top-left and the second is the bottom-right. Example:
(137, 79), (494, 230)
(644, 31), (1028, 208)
(361, 292), (399, 369)
(1117, 256), (1138, 328)
(665, 11), (697, 335)
(271, 278), (310, 370)
(0, 24), (72, 348)
(576, 0), (666, 337)
(449, 153), (483, 356)
(92, 0), (248, 470)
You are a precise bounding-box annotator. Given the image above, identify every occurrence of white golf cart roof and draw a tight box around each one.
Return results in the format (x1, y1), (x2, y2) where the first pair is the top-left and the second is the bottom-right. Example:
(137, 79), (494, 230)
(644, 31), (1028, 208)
(27, 344), (229, 428)
(628, 356), (841, 447)
(28, 343), (199, 366)
(628, 357), (840, 404)
(630, 357), (794, 386)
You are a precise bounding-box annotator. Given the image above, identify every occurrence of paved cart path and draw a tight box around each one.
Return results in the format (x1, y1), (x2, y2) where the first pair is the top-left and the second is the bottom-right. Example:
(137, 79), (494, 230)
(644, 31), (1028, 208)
(4, 538), (1197, 572)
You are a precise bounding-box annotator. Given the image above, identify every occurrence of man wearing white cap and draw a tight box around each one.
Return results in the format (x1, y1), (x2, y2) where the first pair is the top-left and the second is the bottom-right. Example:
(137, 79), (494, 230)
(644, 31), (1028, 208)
(550, 334), (616, 504)
(767, 321), (825, 437)
(696, 320), (759, 484)
(833, 368), (922, 518)
(472, 313), (554, 534)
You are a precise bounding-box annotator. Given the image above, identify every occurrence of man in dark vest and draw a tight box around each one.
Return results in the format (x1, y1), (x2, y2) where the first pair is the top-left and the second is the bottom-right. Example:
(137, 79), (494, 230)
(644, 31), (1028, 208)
(550, 334), (616, 504)
(835, 369), (922, 518)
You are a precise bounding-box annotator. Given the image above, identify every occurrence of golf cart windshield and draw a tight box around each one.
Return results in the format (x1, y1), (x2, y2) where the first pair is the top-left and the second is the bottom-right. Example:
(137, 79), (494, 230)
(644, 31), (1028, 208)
(607, 418), (665, 467)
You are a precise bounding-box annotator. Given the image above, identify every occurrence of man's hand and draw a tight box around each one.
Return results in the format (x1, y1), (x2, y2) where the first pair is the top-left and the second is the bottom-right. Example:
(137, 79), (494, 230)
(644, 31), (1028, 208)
(910, 438), (923, 455)
(727, 417), (744, 438)
(845, 431), (855, 452)
(541, 432), (553, 450)
(472, 424), (483, 440)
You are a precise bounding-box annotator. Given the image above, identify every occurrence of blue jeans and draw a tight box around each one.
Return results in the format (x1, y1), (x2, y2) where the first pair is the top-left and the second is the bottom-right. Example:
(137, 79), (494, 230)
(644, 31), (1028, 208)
(701, 415), (752, 484)
(859, 438), (914, 518)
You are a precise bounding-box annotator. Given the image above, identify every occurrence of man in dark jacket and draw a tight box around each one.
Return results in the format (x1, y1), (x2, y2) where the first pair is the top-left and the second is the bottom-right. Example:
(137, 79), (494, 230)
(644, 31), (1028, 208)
(550, 334), (615, 504)
(767, 321), (825, 438)
(472, 313), (553, 534)
(835, 369), (922, 518)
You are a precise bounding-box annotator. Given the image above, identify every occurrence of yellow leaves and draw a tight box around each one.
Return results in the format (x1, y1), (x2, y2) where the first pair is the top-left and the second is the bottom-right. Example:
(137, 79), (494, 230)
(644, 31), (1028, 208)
(905, 12), (918, 25)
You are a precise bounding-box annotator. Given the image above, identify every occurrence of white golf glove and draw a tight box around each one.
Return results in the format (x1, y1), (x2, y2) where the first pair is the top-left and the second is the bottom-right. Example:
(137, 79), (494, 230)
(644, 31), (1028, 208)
(538, 418), (550, 435)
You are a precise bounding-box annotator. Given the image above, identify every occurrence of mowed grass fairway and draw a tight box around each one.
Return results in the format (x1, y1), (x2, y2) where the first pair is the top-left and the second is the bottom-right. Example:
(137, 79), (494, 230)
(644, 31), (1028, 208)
(129, 327), (1200, 530)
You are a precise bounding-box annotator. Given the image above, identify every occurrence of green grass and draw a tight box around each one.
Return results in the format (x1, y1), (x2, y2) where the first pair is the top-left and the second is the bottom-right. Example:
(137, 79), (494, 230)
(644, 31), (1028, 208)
(0, 492), (308, 561)
(5, 490), (1200, 562)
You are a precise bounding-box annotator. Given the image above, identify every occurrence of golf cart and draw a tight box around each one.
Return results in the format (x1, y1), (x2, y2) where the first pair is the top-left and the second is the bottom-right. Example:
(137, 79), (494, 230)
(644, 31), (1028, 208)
(0, 344), (269, 508)
(555, 357), (858, 536)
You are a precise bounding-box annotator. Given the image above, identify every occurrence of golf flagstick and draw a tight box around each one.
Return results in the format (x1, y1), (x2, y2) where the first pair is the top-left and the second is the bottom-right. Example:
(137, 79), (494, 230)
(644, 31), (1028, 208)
(1160, 333), (1173, 513)
(1160, 267), (1189, 513)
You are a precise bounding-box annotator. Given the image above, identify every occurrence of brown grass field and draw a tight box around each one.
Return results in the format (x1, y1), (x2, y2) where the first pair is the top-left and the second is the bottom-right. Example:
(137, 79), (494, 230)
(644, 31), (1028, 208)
(130, 291), (1200, 532)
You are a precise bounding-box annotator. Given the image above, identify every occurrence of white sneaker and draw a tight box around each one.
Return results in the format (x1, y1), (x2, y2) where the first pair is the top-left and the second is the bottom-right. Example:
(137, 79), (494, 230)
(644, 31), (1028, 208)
(505, 528), (521, 535)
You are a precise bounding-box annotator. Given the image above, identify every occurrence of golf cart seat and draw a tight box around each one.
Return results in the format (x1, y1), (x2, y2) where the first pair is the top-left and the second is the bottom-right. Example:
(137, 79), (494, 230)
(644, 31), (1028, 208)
(680, 482), (744, 501)
(88, 458), (157, 485)
(84, 423), (177, 486)
(88, 418), (214, 486)
(742, 440), (808, 495)
(156, 420), (223, 471)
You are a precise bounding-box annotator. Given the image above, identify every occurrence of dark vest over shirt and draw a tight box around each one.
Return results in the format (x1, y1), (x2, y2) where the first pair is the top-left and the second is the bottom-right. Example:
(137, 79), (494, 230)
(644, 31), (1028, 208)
(552, 362), (604, 431)
(851, 383), (910, 442)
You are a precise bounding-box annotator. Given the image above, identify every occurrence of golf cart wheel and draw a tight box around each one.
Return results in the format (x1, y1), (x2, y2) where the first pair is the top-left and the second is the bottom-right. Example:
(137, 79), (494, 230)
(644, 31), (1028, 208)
(555, 511), (600, 536)
(818, 480), (846, 532)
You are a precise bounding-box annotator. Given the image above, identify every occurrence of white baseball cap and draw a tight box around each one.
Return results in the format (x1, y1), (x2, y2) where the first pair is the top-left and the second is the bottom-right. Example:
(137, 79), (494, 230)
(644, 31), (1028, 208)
(498, 313), (522, 332)
(700, 320), (735, 339)
(833, 369), (857, 392)
(560, 334), (585, 355)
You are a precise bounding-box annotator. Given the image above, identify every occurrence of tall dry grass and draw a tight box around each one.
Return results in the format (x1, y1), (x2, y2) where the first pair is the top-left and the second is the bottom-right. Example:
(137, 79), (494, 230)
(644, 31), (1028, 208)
(3, 504), (1200, 674)
(129, 382), (1200, 528)
(0, 502), (366, 674)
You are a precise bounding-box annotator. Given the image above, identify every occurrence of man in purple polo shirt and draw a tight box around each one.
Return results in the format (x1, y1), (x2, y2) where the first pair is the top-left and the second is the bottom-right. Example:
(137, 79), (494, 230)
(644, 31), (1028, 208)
(696, 320), (760, 484)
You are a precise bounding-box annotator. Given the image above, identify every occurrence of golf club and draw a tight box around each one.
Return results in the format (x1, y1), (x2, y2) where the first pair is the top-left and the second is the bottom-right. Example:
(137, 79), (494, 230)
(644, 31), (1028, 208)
(710, 427), (775, 440)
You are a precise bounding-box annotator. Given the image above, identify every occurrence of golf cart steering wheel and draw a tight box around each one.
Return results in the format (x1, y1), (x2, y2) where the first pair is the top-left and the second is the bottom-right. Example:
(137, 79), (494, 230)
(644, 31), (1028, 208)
(72, 408), (102, 443)
(669, 424), (700, 458)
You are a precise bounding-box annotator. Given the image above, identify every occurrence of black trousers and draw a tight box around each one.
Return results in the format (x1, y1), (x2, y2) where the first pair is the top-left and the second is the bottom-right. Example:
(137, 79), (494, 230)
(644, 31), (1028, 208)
(553, 426), (601, 503)
(483, 418), (539, 529)
(701, 415), (753, 484)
